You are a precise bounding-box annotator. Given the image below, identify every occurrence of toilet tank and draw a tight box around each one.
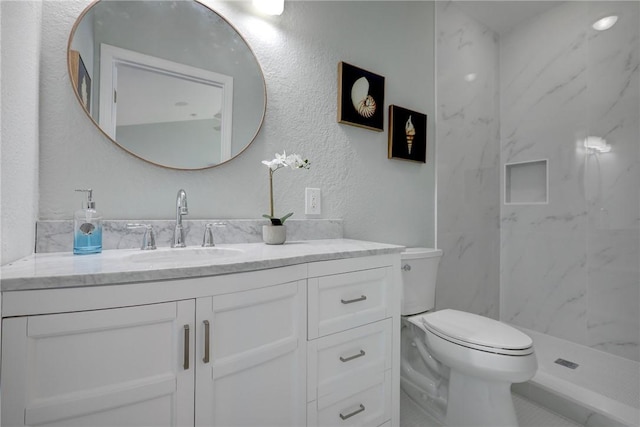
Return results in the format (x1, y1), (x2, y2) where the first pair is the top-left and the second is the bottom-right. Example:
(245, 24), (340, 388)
(401, 248), (443, 315)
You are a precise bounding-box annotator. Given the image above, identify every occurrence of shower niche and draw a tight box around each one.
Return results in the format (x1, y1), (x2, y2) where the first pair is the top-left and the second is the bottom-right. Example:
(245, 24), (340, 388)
(504, 159), (548, 205)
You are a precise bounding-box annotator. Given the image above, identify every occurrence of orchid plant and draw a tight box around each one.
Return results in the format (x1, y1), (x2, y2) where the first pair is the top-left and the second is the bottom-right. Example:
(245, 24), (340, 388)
(262, 151), (310, 225)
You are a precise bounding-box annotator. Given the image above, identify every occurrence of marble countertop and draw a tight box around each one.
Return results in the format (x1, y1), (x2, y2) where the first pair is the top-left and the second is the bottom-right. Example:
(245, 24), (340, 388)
(1, 239), (404, 291)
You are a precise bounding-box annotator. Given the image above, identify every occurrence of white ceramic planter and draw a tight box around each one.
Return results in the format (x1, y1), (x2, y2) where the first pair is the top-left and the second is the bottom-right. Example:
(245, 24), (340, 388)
(262, 225), (286, 245)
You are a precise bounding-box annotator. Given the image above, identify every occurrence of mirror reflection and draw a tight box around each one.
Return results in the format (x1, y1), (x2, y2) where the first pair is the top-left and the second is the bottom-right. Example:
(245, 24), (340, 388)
(68, 0), (266, 170)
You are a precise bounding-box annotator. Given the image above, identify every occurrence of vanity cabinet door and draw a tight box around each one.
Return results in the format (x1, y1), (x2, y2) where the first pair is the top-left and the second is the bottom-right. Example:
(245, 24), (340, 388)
(195, 280), (307, 427)
(1, 300), (195, 427)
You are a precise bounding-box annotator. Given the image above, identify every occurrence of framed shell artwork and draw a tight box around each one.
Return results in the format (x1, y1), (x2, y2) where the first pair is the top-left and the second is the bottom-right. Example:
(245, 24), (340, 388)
(337, 62), (385, 131)
(69, 50), (92, 113)
(388, 105), (427, 163)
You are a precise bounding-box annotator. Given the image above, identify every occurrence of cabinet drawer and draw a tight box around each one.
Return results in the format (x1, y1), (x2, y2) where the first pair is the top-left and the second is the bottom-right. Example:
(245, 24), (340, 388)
(307, 319), (392, 402)
(307, 370), (391, 427)
(308, 267), (393, 339)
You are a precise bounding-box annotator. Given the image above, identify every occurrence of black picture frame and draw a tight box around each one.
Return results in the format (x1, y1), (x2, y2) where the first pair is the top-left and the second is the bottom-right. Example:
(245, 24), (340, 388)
(70, 50), (92, 113)
(388, 105), (427, 163)
(338, 62), (385, 131)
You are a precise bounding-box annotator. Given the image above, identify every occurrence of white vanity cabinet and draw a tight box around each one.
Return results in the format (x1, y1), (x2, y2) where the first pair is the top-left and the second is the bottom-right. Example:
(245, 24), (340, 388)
(195, 280), (307, 426)
(306, 256), (400, 427)
(1, 249), (401, 427)
(2, 300), (196, 427)
(1, 268), (307, 427)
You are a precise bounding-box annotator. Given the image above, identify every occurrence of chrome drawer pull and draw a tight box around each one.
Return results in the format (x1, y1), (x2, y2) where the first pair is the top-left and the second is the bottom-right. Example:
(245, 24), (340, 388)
(340, 350), (366, 362)
(183, 325), (190, 370)
(341, 295), (367, 304)
(339, 404), (365, 420)
(203, 320), (210, 364)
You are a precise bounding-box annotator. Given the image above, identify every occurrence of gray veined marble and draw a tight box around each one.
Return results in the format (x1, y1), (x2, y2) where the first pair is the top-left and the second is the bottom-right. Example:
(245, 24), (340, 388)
(35, 219), (344, 253)
(436, 1), (501, 321)
(1, 238), (403, 291)
(499, 1), (639, 361)
(437, 1), (639, 362)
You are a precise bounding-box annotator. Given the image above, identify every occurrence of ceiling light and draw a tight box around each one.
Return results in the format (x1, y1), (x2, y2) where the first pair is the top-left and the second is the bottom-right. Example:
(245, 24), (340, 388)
(253, 0), (284, 16)
(592, 15), (618, 31)
(584, 136), (611, 153)
(464, 73), (477, 82)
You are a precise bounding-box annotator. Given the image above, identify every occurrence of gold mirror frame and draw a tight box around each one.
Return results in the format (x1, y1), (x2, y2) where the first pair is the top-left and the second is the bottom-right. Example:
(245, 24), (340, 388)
(67, 0), (266, 170)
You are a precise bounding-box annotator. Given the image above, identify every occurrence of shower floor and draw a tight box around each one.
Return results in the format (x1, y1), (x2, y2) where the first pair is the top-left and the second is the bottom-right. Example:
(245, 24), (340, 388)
(401, 326), (640, 427)
(513, 326), (639, 426)
(400, 389), (581, 427)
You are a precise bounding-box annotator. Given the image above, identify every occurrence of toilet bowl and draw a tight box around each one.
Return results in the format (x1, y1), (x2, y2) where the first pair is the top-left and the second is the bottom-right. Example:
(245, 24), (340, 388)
(400, 248), (537, 426)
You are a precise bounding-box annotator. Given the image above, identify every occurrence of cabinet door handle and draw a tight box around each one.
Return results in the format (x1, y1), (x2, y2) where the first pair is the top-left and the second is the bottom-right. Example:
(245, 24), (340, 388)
(340, 350), (366, 363)
(203, 320), (210, 364)
(339, 404), (365, 420)
(341, 295), (367, 304)
(183, 325), (190, 370)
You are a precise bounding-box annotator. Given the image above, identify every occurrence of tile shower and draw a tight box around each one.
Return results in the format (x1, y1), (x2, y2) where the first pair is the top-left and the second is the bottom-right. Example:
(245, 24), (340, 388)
(499, 1), (639, 362)
(437, 0), (639, 364)
(436, 1), (639, 420)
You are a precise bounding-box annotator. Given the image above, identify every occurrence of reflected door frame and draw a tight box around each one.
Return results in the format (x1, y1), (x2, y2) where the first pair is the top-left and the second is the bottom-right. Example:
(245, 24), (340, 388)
(98, 43), (234, 162)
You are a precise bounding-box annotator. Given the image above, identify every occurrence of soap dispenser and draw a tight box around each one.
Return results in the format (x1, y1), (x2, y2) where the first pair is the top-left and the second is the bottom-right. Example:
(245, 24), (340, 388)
(73, 189), (102, 254)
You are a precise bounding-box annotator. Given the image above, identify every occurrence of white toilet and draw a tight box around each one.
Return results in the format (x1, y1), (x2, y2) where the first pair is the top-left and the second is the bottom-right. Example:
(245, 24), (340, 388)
(400, 248), (537, 426)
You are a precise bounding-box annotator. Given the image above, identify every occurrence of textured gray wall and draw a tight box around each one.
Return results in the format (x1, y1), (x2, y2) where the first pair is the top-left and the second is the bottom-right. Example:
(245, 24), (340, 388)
(30, 0), (435, 248)
(1, 1), (42, 265)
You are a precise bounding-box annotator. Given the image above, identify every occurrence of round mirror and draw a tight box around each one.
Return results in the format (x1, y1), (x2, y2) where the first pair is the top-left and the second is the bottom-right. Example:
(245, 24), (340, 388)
(68, 0), (266, 170)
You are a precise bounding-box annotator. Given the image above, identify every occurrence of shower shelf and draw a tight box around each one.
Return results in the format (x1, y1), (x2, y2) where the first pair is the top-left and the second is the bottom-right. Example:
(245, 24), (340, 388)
(504, 159), (548, 205)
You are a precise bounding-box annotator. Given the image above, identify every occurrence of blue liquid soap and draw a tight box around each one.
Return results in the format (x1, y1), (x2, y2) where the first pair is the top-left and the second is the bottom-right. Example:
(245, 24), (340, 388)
(73, 189), (103, 255)
(74, 227), (102, 254)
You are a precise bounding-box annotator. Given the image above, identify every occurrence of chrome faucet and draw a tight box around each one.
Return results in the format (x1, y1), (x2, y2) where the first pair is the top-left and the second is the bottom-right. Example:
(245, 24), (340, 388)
(172, 189), (188, 248)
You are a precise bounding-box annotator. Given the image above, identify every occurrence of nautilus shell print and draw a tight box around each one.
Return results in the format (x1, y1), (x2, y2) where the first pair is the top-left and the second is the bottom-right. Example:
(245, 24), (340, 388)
(351, 77), (377, 118)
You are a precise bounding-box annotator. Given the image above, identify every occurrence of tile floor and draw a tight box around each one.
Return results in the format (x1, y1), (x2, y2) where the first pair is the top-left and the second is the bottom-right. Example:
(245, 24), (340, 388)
(400, 390), (582, 427)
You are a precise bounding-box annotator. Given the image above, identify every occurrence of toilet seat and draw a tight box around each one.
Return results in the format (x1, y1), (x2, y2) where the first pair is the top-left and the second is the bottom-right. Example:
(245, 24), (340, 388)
(410, 309), (534, 356)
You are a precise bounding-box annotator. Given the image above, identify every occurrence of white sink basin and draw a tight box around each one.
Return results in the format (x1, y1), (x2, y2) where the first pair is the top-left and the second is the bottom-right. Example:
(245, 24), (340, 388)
(127, 247), (244, 266)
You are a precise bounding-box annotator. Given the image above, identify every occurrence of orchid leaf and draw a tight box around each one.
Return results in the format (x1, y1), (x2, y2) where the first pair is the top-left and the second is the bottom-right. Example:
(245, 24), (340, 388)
(262, 212), (294, 225)
(280, 212), (294, 224)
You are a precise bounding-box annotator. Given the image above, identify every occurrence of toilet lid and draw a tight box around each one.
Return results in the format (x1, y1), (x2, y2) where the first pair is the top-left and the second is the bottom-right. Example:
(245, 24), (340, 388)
(411, 309), (534, 356)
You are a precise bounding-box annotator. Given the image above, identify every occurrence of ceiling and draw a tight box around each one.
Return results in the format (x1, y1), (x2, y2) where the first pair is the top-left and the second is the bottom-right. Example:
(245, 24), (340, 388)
(116, 63), (222, 127)
(452, 1), (562, 35)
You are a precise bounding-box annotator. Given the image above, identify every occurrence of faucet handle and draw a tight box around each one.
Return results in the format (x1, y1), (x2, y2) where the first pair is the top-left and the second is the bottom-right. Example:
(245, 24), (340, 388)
(127, 223), (157, 250)
(202, 222), (225, 247)
(202, 223), (215, 247)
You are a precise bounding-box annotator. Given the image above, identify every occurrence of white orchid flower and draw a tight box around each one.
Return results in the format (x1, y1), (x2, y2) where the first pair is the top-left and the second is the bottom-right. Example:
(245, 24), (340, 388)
(273, 152), (287, 169)
(261, 150), (311, 224)
(261, 159), (281, 170)
(261, 159), (275, 169)
(285, 153), (305, 168)
(262, 151), (290, 171)
(285, 153), (299, 166)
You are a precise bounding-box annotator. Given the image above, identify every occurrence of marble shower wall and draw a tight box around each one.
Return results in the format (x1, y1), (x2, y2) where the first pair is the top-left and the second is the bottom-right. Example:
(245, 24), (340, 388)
(435, 2), (501, 319)
(500, 2), (640, 361)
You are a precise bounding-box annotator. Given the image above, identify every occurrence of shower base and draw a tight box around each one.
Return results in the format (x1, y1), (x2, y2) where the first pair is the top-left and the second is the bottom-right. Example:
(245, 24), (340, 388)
(512, 327), (639, 427)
